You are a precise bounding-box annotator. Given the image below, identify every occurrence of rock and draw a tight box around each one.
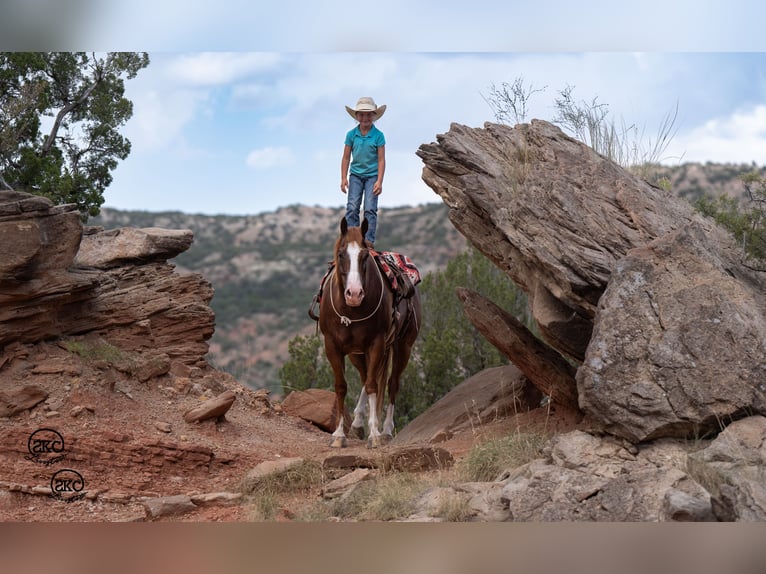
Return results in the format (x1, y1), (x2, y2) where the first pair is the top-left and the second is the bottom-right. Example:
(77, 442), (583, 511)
(142, 494), (197, 519)
(577, 223), (766, 442)
(281, 388), (350, 433)
(456, 288), (578, 410)
(499, 431), (713, 521)
(74, 226), (194, 269)
(321, 468), (374, 499)
(0, 190), (215, 367)
(0, 191), (82, 281)
(410, 482), (509, 522)
(70, 405), (95, 417)
(428, 429), (453, 444)
(687, 416), (766, 521)
(155, 421), (172, 433)
(418, 120), (702, 361)
(190, 492), (242, 507)
(322, 453), (378, 470)
(183, 390), (236, 423)
(392, 365), (538, 446)
(0, 385), (48, 417)
(30, 359), (83, 376)
(662, 488), (717, 522)
(135, 353), (171, 382)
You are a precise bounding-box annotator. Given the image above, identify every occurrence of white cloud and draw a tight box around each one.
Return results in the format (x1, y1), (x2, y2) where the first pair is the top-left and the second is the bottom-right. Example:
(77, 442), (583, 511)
(246, 147), (295, 169)
(666, 105), (766, 165)
(167, 52), (283, 86)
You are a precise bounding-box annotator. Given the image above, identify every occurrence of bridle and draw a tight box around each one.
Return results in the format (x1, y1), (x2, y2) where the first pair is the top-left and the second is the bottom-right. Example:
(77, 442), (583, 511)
(328, 254), (386, 327)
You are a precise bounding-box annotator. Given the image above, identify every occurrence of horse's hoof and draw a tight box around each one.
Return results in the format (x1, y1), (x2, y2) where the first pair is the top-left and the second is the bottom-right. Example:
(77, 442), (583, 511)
(330, 436), (347, 448)
(380, 433), (393, 445)
(366, 435), (382, 449)
(350, 425), (365, 440)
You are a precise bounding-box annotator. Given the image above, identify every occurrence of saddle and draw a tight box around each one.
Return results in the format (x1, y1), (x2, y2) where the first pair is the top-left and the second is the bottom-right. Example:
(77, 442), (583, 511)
(308, 250), (420, 322)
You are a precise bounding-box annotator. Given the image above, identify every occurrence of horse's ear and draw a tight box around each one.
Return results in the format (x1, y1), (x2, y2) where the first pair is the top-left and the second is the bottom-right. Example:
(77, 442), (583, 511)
(361, 218), (369, 237)
(340, 217), (348, 235)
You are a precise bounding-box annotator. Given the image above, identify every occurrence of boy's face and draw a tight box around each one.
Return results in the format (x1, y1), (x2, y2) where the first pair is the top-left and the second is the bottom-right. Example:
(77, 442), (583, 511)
(356, 111), (374, 127)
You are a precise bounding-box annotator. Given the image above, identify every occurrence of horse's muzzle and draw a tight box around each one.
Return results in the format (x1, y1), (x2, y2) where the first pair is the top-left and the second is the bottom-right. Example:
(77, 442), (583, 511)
(345, 287), (364, 307)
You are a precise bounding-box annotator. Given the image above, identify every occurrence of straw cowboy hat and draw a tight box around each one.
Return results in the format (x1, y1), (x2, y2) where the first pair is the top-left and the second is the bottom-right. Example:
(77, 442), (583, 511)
(345, 96), (386, 121)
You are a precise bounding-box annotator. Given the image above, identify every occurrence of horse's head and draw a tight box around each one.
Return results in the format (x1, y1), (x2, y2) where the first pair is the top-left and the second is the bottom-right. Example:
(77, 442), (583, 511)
(335, 217), (371, 307)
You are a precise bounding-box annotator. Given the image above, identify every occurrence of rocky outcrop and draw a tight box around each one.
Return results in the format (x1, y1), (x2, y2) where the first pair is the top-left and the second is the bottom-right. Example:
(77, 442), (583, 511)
(417, 120), (703, 361)
(578, 222), (766, 441)
(281, 388), (350, 433)
(392, 365), (542, 446)
(418, 120), (766, 443)
(0, 190), (214, 367)
(455, 288), (577, 410)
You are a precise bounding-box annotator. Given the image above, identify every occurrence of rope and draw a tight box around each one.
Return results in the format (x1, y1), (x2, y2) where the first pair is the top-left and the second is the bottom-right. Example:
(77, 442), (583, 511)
(328, 260), (386, 327)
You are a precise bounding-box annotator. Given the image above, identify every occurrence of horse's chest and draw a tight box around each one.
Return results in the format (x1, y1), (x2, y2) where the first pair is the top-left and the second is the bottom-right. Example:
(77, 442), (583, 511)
(331, 323), (385, 352)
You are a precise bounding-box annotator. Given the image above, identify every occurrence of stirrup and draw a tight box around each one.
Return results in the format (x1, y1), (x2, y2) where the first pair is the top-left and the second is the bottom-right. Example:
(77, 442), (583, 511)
(308, 294), (320, 321)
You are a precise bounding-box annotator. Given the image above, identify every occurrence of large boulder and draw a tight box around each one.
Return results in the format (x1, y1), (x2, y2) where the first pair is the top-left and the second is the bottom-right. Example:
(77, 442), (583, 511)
(578, 222), (766, 442)
(392, 365), (541, 446)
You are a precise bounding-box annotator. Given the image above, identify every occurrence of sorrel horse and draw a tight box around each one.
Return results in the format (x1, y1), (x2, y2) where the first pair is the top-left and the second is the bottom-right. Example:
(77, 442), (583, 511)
(318, 217), (421, 448)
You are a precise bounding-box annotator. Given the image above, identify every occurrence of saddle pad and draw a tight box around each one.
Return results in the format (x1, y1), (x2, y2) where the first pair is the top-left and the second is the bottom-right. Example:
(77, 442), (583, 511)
(374, 251), (422, 291)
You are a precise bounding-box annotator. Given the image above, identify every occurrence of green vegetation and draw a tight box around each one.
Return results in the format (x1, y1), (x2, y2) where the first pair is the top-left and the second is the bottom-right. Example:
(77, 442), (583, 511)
(0, 52), (149, 218)
(277, 333), (334, 394)
(695, 170), (766, 265)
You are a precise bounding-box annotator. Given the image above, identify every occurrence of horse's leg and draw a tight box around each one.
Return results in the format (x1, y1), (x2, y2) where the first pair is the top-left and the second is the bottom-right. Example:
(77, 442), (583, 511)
(381, 342), (409, 442)
(348, 353), (367, 440)
(382, 301), (421, 442)
(325, 344), (349, 448)
(364, 340), (388, 449)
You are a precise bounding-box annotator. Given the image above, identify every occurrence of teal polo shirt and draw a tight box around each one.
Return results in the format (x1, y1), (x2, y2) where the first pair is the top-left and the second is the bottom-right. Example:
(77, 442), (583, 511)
(345, 124), (385, 178)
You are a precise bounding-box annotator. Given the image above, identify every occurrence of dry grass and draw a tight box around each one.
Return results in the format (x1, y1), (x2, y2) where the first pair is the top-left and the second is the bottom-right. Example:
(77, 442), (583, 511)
(243, 460), (325, 521)
(432, 491), (474, 522)
(459, 431), (548, 482)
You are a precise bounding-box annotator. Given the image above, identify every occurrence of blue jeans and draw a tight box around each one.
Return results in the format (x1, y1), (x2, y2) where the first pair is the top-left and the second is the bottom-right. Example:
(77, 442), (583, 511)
(345, 174), (378, 244)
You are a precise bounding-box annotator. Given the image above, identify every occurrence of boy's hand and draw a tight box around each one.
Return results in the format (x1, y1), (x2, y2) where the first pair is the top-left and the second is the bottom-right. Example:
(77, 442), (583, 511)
(340, 178), (348, 193)
(373, 181), (383, 196)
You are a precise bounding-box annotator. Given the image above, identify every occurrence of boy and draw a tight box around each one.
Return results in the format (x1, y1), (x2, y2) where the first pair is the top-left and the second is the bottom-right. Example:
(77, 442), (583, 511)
(341, 96), (386, 247)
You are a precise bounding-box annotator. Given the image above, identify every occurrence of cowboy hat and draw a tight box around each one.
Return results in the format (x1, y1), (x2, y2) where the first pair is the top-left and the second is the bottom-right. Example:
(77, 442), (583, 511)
(345, 96), (386, 121)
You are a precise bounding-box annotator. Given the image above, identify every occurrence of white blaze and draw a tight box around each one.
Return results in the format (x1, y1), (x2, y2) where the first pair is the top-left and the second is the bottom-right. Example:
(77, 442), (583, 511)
(344, 241), (364, 305)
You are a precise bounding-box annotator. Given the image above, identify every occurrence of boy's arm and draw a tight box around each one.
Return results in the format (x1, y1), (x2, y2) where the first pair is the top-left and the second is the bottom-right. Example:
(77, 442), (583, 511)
(340, 145), (351, 192)
(373, 145), (385, 195)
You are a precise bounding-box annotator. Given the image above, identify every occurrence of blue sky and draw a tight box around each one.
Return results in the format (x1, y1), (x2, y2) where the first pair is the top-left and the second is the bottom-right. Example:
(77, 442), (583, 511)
(5, 0), (766, 216)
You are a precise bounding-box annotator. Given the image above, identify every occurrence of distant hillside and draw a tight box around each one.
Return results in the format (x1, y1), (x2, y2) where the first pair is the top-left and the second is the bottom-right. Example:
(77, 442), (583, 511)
(91, 203), (466, 392)
(90, 161), (764, 392)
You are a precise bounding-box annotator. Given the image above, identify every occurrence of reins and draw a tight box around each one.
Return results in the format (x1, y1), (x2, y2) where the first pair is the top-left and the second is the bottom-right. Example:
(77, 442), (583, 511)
(328, 257), (386, 326)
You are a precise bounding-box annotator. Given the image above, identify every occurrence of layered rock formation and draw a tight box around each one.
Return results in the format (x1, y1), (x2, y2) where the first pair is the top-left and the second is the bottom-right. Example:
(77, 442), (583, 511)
(417, 120), (766, 443)
(0, 191), (214, 366)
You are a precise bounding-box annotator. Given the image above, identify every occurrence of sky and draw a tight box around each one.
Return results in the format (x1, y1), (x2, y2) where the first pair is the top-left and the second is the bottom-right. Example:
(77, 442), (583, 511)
(4, 0), (766, 216)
